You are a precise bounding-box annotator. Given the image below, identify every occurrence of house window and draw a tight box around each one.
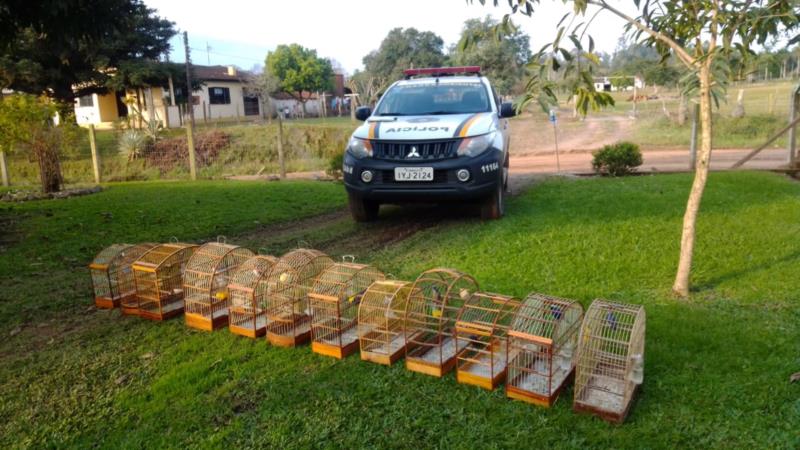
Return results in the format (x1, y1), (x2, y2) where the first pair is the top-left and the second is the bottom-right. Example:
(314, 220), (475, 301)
(209, 87), (230, 105)
(78, 95), (94, 107)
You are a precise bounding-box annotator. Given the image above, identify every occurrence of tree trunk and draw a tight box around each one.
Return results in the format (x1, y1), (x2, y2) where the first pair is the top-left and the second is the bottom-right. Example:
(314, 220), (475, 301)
(673, 64), (713, 297)
(33, 131), (63, 193)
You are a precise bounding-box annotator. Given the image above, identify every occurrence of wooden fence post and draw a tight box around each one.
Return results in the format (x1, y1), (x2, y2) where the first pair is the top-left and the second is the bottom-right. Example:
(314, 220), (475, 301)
(788, 85), (799, 166)
(88, 124), (101, 184)
(183, 31), (198, 180)
(277, 114), (286, 179)
(0, 149), (9, 187)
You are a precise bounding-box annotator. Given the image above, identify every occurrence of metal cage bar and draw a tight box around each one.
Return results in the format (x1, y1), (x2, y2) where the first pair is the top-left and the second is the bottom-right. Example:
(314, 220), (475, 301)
(229, 255), (279, 338)
(358, 280), (415, 365)
(404, 268), (478, 377)
(132, 243), (198, 321)
(573, 299), (646, 423)
(183, 242), (254, 331)
(309, 262), (384, 359)
(454, 292), (520, 390)
(258, 249), (334, 347)
(506, 293), (584, 407)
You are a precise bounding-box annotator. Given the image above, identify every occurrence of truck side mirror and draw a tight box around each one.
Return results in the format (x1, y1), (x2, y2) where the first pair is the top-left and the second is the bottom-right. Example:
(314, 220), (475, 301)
(499, 102), (516, 118)
(355, 106), (372, 121)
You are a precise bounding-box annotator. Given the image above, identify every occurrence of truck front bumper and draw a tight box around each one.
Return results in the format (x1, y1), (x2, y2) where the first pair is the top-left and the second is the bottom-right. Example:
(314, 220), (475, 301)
(343, 148), (504, 203)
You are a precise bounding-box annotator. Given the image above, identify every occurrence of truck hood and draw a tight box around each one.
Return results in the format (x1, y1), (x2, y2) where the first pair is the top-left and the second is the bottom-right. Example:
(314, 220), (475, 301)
(352, 113), (495, 141)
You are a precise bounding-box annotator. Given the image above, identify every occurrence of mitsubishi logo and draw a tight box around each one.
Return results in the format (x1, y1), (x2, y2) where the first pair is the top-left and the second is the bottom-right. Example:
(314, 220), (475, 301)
(407, 146), (421, 158)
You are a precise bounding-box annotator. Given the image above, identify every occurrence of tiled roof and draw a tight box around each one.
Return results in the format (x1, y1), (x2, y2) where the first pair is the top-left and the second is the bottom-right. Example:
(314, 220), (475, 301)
(193, 65), (252, 82)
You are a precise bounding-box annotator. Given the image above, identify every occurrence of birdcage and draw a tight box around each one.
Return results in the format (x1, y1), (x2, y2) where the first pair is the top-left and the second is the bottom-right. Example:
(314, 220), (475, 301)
(358, 280), (416, 365)
(404, 268), (478, 377)
(89, 243), (157, 309)
(260, 249), (334, 347)
(309, 259), (384, 359)
(573, 300), (646, 423)
(455, 292), (520, 390)
(506, 293), (584, 407)
(183, 241), (254, 331)
(228, 254), (279, 338)
(132, 242), (198, 321)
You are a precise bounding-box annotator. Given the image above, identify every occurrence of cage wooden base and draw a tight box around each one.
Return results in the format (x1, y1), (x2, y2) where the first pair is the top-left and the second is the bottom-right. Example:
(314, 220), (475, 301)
(229, 323), (266, 338)
(456, 364), (507, 391)
(506, 369), (574, 408)
(268, 330), (311, 347)
(312, 340), (359, 360)
(361, 347), (405, 366)
(139, 299), (184, 321)
(185, 312), (229, 331)
(406, 356), (457, 378)
(94, 295), (121, 309)
(121, 305), (140, 316)
(573, 383), (641, 424)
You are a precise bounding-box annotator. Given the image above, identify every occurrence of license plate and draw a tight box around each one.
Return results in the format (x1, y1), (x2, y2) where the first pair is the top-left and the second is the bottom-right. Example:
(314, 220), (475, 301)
(394, 167), (433, 181)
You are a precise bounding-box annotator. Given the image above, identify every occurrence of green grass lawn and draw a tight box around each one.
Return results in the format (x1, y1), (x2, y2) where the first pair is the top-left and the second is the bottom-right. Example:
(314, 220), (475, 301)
(1, 173), (799, 448)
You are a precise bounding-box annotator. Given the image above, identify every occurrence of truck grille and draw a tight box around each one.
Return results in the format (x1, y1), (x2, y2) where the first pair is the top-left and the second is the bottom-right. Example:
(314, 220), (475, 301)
(372, 140), (459, 161)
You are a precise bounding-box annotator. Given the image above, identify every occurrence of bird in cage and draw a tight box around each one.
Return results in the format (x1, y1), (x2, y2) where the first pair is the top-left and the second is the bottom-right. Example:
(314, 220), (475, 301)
(605, 311), (618, 331)
(550, 304), (563, 320)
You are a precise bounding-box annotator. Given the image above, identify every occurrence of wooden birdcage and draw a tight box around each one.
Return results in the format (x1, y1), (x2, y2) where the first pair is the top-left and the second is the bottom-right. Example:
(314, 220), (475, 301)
(89, 243), (157, 309)
(506, 293), (584, 407)
(573, 300), (646, 424)
(132, 243), (198, 321)
(183, 241), (254, 331)
(259, 249), (334, 347)
(358, 280), (415, 365)
(309, 259), (384, 359)
(228, 255), (279, 338)
(404, 268), (478, 377)
(454, 292), (520, 390)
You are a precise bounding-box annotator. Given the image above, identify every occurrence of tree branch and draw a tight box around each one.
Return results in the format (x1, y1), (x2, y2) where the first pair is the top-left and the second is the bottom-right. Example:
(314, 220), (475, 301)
(587, 0), (696, 68)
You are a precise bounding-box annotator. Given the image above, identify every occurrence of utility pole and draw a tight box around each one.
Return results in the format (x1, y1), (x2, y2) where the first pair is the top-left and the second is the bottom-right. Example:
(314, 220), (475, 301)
(184, 31), (198, 180)
(206, 42), (212, 66)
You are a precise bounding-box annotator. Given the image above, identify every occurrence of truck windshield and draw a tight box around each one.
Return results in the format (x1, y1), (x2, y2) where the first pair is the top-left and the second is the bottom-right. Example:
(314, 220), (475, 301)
(374, 82), (491, 116)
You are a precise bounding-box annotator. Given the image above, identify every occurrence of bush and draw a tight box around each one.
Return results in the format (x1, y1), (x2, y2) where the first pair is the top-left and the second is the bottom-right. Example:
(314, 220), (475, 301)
(326, 151), (344, 180)
(592, 141), (643, 176)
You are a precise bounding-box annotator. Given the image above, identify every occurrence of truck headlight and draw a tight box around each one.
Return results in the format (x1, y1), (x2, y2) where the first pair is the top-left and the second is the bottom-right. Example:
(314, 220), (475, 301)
(457, 132), (495, 157)
(346, 137), (372, 159)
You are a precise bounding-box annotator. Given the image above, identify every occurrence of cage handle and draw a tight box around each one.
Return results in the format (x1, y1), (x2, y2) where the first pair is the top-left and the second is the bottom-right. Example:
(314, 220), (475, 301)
(296, 240), (310, 249)
(169, 236), (179, 243)
(385, 273), (396, 280)
(342, 254), (356, 263)
(217, 235), (227, 244)
(257, 247), (271, 256)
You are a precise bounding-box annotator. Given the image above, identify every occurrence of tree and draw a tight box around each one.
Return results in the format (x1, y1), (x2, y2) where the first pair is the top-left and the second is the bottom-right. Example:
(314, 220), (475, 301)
(348, 71), (388, 108)
(265, 44), (334, 113)
(0, 94), (75, 192)
(452, 16), (531, 94)
(0, 0), (176, 102)
(474, 0), (799, 297)
(609, 41), (683, 87)
(363, 28), (447, 80)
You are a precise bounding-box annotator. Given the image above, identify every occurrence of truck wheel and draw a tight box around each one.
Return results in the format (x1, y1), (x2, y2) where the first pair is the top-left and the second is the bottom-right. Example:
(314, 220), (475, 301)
(349, 194), (379, 222)
(480, 183), (505, 220)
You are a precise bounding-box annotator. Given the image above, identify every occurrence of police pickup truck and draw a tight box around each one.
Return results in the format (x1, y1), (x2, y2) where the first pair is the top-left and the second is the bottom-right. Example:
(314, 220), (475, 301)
(342, 66), (516, 221)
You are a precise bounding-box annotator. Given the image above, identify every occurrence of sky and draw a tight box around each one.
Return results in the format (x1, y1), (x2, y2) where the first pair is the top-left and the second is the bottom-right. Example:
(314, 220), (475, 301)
(146, 0), (630, 74)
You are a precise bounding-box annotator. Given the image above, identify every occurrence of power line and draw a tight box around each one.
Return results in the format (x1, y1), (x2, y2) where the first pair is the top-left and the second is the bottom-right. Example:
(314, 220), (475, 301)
(188, 47), (264, 64)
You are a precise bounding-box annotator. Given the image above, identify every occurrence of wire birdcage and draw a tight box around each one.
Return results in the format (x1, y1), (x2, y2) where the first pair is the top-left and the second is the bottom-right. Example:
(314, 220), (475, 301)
(183, 241), (254, 331)
(228, 255), (279, 338)
(404, 268), (478, 377)
(309, 259), (384, 359)
(573, 299), (646, 423)
(506, 293), (584, 407)
(259, 248), (334, 347)
(358, 280), (415, 365)
(132, 243), (198, 321)
(89, 243), (157, 309)
(455, 292), (520, 390)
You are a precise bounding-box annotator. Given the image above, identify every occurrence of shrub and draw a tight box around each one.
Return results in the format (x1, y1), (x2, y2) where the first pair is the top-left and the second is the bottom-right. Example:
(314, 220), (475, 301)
(118, 130), (150, 161)
(592, 141), (643, 176)
(326, 151), (344, 180)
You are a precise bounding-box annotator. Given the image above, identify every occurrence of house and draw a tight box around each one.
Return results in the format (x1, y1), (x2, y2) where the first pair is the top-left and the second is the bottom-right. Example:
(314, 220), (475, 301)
(74, 64), (262, 129)
(592, 75), (645, 92)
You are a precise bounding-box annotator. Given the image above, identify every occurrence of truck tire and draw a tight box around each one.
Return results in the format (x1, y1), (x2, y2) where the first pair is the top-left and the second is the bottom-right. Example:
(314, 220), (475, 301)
(480, 182), (505, 220)
(349, 194), (379, 222)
